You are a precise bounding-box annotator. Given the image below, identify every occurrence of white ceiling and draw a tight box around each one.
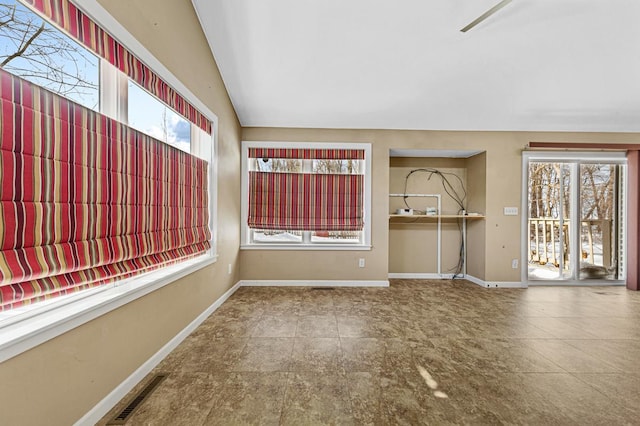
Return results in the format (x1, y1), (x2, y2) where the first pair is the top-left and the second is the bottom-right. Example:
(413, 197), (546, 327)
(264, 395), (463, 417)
(191, 0), (640, 132)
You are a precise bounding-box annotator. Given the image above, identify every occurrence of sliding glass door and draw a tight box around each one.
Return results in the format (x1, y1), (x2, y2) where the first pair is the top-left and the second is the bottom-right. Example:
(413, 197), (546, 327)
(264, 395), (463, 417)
(524, 153), (626, 283)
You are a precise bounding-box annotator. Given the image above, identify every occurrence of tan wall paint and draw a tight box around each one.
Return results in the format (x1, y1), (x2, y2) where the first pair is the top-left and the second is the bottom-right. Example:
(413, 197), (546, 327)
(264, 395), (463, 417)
(240, 129), (387, 281)
(0, 1), (242, 425)
(241, 128), (640, 283)
(465, 152), (487, 279)
(389, 157), (467, 274)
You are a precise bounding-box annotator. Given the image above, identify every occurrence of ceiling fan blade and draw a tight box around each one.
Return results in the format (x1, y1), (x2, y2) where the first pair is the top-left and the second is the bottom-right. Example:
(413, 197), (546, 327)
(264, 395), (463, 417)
(460, 0), (512, 32)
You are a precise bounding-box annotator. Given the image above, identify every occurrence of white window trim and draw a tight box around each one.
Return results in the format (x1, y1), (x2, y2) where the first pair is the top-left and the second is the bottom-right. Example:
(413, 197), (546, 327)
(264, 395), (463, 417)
(240, 141), (372, 251)
(0, 0), (219, 363)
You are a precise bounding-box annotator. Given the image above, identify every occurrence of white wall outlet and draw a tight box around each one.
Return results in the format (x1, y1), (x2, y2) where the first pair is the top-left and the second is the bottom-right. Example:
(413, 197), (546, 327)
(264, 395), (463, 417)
(511, 259), (519, 269)
(358, 258), (365, 268)
(228, 263), (232, 274)
(504, 207), (519, 216)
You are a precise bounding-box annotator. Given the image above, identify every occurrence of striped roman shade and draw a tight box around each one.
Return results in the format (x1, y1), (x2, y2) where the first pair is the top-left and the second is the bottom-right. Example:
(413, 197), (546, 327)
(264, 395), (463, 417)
(247, 148), (364, 231)
(0, 69), (210, 310)
(21, 0), (212, 134)
(248, 148), (365, 161)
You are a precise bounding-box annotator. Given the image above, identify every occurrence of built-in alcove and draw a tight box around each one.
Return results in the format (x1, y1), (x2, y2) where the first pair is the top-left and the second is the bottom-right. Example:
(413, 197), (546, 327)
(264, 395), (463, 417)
(388, 149), (486, 280)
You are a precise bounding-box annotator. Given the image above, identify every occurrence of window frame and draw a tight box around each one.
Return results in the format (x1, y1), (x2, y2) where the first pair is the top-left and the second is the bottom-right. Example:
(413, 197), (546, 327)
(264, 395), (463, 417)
(520, 151), (627, 286)
(241, 141), (372, 251)
(0, 0), (219, 363)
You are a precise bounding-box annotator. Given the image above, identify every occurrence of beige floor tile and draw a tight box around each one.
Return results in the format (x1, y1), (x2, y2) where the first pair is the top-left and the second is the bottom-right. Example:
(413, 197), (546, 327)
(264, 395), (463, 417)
(203, 372), (288, 426)
(522, 339), (623, 373)
(252, 315), (298, 337)
(177, 337), (247, 373)
(525, 317), (601, 339)
(281, 372), (354, 425)
(204, 315), (261, 338)
(563, 339), (640, 373)
(345, 372), (381, 425)
(295, 314), (338, 337)
(233, 338), (294, 372)
(573, 373), (640, 415)
(100, 282), (640, 425)
(289, 337), (343, 372)
(103, 372), (227, 426)
(522, 373), (637, 424)
(561, 316), (640, 339)
(340, 338), (386, 372)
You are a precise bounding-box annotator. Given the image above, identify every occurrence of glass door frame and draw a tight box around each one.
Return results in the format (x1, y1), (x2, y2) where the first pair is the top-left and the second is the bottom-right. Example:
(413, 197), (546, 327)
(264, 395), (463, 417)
(521, 151), (627, 286)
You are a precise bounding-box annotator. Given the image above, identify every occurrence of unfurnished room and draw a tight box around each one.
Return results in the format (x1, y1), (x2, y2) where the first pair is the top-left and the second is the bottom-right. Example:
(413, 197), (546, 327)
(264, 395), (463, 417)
(0, 0), (639, 425)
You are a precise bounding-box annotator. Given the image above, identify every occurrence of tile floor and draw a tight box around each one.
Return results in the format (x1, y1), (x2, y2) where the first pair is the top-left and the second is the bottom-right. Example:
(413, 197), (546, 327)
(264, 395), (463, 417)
(99, 280), (640, 425)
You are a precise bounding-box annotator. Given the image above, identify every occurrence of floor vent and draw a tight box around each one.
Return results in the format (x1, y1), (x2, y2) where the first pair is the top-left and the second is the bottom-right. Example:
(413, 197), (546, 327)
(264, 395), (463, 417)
(107, 373), (168, 425)
(311, 287), (335, 290)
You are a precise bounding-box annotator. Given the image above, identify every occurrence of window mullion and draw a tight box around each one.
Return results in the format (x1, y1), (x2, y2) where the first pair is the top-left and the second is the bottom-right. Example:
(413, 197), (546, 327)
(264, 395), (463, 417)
(303, 159), (312, 244)
(99, 60), (128, 122)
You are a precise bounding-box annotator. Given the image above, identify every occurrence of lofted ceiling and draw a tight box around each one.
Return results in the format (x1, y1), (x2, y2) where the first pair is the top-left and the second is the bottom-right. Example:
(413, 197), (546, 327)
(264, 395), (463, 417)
(191, 0), (640, 132)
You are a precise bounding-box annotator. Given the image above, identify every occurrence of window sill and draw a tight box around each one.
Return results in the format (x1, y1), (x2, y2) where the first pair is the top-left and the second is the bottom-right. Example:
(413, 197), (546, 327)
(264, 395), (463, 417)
(240, 244), (372, 251)
(0, 253), (217, 363)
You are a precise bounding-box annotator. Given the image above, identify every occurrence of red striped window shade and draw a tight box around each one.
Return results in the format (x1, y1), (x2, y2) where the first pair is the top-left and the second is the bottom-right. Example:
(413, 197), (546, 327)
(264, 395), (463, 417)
(0, 69), (210, 310)
(247, 148), (365, 232)
(21, 0), (212, 134)
(248, 148), (365, 160)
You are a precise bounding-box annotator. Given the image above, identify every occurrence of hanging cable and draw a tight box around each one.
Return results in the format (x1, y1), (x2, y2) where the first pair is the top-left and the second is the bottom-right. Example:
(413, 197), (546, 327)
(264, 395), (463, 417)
(402, 168), (467, 278)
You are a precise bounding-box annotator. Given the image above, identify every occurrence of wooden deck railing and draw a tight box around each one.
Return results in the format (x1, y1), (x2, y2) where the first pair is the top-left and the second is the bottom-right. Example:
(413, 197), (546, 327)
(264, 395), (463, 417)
(528, 218), (612, 268)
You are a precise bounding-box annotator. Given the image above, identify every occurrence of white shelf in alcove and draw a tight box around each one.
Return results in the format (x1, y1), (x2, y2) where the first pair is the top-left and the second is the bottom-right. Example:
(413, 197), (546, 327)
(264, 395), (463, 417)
(389, 193), (437, 197)
(388, 191), (484, 276)
(389, 214), (485, 220)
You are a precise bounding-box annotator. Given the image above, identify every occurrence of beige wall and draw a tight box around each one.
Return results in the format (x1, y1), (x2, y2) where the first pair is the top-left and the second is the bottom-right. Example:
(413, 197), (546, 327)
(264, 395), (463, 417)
(0, 1), (242, 425)
(240, 129), (387, 281)
(242, 128), (640, 283)
(465, 152), (487, 279)
(388, 157), (467, 274)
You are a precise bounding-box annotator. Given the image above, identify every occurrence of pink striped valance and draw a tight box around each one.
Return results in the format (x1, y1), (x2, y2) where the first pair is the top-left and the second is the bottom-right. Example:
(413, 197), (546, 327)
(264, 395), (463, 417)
(248, 171), (363, 231)
(248, 148), (365, 160)
(21, 0), (212, 134)
(0, 69), (210, 310)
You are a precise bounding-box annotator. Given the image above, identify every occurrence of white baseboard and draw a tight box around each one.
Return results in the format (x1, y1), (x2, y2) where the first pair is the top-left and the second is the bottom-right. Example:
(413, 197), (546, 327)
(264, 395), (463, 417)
(481, 281), (526, 288)
(387, 273), (526, 289)
(240, 280), (389, 287)
(490, 281), (526, 288)
(388, 273), (456, 279)
(76, 280), (242, 426)
(464, 275), (526, 288)
(462, 274), (487, 287)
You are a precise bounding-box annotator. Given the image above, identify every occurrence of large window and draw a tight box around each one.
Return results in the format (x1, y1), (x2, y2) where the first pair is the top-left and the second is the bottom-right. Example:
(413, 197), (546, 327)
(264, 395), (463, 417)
(241, 142), (371, 249)
(0, 0), (215, 336)
(128, 81), (192, 153)
(0, 0), (99, 109)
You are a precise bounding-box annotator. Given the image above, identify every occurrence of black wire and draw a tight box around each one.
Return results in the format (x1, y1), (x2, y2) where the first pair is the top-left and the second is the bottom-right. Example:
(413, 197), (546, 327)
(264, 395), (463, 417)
(404, 169), (466, 211)
(402, 168), (467, 278)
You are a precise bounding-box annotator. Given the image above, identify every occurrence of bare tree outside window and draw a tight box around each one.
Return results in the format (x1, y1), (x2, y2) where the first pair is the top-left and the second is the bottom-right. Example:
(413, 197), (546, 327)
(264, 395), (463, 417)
(0, 0), (99, 109)
(255, 158), (301, 172)
(528, 161), (620, 279)
(313, 159), (360, 174)
(528, 163), (615, 221)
